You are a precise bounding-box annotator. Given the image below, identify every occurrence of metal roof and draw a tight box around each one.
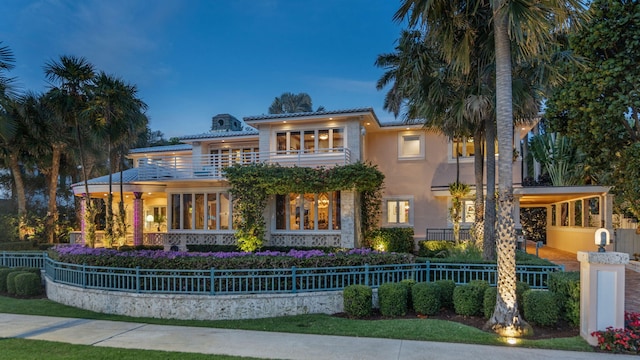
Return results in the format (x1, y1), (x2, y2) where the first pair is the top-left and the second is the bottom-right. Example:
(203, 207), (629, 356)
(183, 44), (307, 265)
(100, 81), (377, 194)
(129, 144), (192, 154)
(71, 168), (139, 187)
(178, 129), (259, 141)
(243, 107), (375, 121)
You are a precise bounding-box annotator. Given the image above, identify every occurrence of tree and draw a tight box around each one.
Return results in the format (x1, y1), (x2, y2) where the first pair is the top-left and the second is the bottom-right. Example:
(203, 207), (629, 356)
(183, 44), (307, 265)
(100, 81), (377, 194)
(392, 0), (587, 337)
(546, 0), (640, 221)
(44, 56), (97, 246)
(84, 72), (148, 247)
(268, 92), (325, 114)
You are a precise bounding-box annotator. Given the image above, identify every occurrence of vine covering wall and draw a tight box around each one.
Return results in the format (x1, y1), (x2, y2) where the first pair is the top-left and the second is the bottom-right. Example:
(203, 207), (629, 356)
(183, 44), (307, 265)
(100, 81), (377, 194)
(224, 162), (384, 250)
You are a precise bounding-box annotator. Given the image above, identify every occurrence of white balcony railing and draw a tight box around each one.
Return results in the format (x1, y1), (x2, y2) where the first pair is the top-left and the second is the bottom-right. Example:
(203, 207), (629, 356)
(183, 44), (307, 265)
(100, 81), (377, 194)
(136, 148), (352, 181)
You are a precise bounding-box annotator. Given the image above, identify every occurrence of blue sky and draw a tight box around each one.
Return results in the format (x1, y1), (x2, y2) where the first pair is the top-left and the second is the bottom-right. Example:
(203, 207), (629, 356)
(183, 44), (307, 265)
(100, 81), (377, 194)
(1, 0), (405, 137)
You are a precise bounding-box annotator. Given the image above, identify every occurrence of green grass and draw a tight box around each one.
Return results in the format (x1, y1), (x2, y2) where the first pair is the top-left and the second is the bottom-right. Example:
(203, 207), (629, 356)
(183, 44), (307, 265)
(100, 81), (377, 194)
(0, 338), (263, 360)
(0, 295), (593, 353)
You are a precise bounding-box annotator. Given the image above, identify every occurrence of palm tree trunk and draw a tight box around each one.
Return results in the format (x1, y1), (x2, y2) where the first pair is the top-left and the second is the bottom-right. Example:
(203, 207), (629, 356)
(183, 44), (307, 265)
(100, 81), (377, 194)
(485, 2), (531, 336)
(473, 127), (485, 247)
(46, 144), (63, 243)
(484, 119), (496, 261)
(8, 153), (27, 240)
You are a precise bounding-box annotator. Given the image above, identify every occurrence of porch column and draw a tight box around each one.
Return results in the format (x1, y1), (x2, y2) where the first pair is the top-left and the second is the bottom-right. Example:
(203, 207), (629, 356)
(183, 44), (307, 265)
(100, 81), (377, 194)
(340, 190), (356, 248)
(133, 192), (143, 246)
(79, 196), (86, 246)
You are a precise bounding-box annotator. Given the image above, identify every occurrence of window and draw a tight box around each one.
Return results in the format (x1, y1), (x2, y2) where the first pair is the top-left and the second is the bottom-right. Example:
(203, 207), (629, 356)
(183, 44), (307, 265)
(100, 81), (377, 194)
(448, 138), (498, 160)
(275, 191), (341, 230)
(398, 132), (425, 160)
(210, 147), (259, 167)
(276, 128), (344, 154)
(384, 197), (413, 225)
(463, 200), (475, 223)
(169, 191), (234, 230)
(452, 137), (475, 158)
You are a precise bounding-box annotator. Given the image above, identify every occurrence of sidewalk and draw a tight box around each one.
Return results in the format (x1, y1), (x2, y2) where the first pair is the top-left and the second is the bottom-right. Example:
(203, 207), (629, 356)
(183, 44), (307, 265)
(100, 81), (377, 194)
(1, 313), (636, 360)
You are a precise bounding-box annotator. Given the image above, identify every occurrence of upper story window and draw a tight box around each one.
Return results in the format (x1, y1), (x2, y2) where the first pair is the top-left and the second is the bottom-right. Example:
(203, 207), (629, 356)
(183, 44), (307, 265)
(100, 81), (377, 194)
(449, 138), (498, 161)
(277, 128), (344, 154)
(398, 132), (425, 160)
(452, 137), (475, 158)
(210, 147), (259, 167)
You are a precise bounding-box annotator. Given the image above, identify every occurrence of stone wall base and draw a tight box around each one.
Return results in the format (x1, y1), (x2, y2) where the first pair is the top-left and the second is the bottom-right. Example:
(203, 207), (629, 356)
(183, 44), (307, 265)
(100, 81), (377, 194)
(45, 277), (346, 320)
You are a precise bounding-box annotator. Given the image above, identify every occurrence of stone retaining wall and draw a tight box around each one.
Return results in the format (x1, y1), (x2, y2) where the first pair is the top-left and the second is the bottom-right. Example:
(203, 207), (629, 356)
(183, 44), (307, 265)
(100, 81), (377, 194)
(45, 277), (346, 320)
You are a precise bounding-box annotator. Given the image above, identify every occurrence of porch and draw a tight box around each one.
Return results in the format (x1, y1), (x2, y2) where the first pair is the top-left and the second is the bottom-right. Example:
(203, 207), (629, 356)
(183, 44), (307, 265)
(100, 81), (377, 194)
(135, 148), (352, 181)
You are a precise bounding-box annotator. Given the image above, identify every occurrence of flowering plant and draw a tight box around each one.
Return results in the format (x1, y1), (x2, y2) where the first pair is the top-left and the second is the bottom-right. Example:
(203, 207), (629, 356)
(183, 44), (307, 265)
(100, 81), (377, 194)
(49, 244), (412, 270)
(591, 312), (640, 353)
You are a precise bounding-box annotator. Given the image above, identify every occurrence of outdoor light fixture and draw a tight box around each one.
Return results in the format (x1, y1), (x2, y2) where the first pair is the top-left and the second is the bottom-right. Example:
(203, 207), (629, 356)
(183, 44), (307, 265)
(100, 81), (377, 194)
(146, 214), (154, 223)
(595, 228), (610, 252)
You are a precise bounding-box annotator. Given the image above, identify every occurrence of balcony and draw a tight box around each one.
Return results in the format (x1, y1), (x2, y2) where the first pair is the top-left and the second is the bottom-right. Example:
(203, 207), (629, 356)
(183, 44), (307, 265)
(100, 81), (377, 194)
(136, 148), (352, 181)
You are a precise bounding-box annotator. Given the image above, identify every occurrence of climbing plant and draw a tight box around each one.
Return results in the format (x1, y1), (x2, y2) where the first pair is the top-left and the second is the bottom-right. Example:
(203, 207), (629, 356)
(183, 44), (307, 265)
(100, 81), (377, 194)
(224, 162), (385, 251)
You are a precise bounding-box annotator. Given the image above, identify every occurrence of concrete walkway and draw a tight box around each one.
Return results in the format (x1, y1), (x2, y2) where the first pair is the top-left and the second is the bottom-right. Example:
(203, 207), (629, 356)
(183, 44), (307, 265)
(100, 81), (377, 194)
(0, 313), (635, 360)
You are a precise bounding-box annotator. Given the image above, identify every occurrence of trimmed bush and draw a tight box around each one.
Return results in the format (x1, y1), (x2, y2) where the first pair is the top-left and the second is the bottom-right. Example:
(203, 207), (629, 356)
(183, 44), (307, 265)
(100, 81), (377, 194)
(434, 279), (456, 309)
(483, 287), (497, 319)
(417, 240), (453, 257)
(523, 290), (560, 326)
(548, 271), (580, 326)
(378, 282), (408, 317)
(453, 280), (489, 316)
(400, 279), (416, 310)
(0, 268), (14, 292)
(516, 281), (531, 312)
(343, 285), (372, 318)
(370, 228), (414, 253)
(412, 282), (441, 315)
(6, 271), (29, 294)
(14, 272), (42, 296)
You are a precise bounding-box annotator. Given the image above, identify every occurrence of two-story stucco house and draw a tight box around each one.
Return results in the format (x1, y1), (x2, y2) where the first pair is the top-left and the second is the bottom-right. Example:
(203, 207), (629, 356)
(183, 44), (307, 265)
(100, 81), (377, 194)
(71, 108), (613, 254)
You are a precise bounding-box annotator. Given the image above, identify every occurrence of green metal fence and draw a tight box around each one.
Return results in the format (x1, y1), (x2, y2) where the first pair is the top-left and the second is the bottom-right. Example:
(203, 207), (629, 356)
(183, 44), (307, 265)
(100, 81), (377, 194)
(2, 252), (564, 295)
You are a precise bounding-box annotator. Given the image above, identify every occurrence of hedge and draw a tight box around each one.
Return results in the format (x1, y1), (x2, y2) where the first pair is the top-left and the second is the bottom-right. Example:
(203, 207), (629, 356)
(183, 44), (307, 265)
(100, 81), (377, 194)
(343, 285), (372, 318)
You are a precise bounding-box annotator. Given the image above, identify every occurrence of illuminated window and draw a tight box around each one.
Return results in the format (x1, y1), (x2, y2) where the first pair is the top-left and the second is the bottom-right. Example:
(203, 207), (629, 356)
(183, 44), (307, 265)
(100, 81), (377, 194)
(169, 191), (234, 230)
(384, 197), (413, 225)
(275, 128), (344, 154)
(398, 132), (425, 160)
(275, 192), (341, 230)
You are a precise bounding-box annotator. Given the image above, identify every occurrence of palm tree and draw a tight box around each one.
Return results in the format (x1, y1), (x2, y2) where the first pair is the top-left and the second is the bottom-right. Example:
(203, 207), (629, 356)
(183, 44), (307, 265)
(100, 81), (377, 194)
(84, 72), (148, 247)
(268, 92), (325, 114)
(44, 56), (96, 246)
(392, 0), (587, 336)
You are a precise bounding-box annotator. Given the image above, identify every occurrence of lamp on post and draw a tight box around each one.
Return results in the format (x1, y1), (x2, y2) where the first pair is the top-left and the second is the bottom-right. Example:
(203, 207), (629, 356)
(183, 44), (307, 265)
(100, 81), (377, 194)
(595, 228), (610, 252)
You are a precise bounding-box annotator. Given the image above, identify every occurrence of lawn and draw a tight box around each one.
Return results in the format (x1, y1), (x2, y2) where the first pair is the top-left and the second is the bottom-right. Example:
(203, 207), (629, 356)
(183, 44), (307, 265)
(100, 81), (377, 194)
(0, 295), (593, 354)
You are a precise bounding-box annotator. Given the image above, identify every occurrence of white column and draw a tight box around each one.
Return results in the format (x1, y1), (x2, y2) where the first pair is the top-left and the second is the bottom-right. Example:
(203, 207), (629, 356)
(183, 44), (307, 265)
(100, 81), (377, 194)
(577, 251), (629, 346)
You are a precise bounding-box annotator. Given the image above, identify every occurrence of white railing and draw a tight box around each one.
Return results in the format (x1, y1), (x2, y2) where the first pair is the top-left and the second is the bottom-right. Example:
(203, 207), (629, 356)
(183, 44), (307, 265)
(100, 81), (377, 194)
(136, 148), (352, 181)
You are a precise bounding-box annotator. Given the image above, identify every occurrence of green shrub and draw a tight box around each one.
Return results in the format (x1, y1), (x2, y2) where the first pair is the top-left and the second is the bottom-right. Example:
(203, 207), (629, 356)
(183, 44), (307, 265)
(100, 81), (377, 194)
(523, 290), (560, 326)
(0, 268), (14, 292)
(14, 272), (42, 296)
(378, 282), (408, 317)
(417, 240), (453, 257)
(434, 279), (456, 309)
(412, 282), (441, 315)
(548, 271), (580, 326)
(453, 280), (489, 316)
(0, 241), (35, 251)
(516, 281), (531, 312)
(6, 271), (28, 294)
(343, 285), (372, 318)
(400, 279), (416, 310)
(370, 228), (414, 253)
(483, 287), (497, 319)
